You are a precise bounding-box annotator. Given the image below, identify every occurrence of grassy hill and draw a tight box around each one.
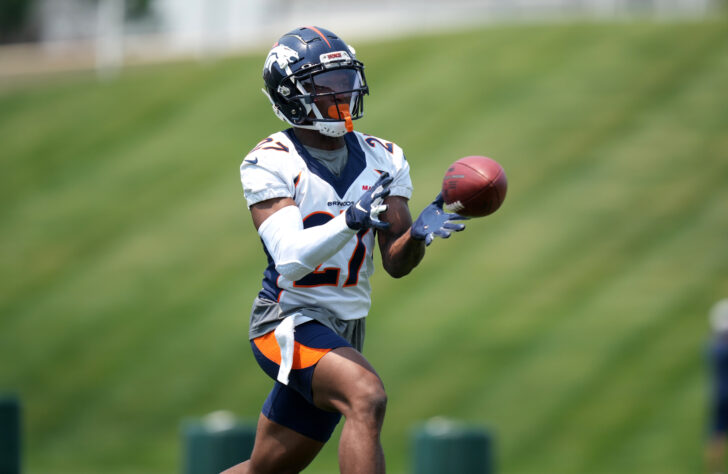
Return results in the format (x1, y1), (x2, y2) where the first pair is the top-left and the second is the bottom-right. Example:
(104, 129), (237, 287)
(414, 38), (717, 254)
(1, 19), (728, 473)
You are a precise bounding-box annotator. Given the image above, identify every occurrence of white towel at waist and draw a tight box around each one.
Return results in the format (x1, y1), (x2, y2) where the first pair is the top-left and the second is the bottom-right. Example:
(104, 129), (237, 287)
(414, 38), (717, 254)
(273, 314), (313, 385)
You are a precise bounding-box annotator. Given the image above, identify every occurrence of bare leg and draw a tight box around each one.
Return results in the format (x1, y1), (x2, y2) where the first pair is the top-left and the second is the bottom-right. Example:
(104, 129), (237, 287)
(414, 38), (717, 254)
(707, 434), (726, 473)
(312, 347), (387, 474)
(225, 346), (386, 474)
(221, 413), (324, 474)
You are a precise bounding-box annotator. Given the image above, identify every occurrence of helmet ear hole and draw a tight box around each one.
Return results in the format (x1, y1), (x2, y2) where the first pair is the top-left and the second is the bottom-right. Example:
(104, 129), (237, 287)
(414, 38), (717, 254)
(282, 99), (308, 124)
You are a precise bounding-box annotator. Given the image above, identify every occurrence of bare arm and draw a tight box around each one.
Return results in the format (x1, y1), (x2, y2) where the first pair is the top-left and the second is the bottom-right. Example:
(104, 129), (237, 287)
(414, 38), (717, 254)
(377, 196), (426, 278)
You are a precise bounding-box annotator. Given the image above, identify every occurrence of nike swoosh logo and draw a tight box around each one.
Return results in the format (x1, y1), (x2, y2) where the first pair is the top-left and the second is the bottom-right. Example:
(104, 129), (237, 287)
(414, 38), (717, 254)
(245, 157), (258, 165)
(355, 202), (367, 213)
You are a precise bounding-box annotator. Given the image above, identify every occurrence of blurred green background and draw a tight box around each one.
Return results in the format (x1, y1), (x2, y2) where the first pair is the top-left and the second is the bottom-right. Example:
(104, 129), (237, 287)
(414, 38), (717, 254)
(1, 18), (728, 474)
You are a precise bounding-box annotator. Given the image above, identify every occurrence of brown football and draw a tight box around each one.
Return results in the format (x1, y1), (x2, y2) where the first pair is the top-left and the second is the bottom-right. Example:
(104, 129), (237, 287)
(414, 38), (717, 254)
(441, 156), (507, 217)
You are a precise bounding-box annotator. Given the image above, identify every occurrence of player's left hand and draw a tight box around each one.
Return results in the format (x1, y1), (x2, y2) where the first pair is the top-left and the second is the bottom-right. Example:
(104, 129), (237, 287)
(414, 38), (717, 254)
(411, 193), (468, 246)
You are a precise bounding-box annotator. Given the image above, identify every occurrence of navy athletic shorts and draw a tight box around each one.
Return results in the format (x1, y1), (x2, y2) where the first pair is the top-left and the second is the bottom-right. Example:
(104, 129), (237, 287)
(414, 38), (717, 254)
(251, 320), (352, 442)
(711, 394), (728, 435)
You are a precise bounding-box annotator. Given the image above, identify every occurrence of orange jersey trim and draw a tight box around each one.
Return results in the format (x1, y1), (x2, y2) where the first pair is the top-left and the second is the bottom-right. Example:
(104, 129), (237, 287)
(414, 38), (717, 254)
(253, 330), (332, 370)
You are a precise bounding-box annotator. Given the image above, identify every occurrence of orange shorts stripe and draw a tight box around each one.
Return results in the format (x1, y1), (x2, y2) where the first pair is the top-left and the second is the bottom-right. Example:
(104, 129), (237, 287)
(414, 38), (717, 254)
(253, 330), (333, 370)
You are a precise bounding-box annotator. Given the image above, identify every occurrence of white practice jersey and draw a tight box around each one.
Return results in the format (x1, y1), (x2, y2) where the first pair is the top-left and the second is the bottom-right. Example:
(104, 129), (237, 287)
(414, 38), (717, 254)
(240, 129), (412, 321)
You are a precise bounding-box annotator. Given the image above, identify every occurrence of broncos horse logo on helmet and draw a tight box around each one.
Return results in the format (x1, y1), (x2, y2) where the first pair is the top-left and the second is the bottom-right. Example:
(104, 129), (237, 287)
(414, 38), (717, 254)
(262, 26), (369, 138)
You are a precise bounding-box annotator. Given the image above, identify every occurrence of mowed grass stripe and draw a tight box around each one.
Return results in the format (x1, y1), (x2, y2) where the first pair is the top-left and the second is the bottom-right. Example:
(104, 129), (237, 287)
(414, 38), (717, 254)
(27, 276), (259, 470)
(596, 368), (706, 474)
(508, 209), (728, 469)
(577, 305), (714, 473)
(0, 58), (262, 319)
(501, 22), (726, 211)
(5, 177), (259, 399)
(0, 62), (225, 206)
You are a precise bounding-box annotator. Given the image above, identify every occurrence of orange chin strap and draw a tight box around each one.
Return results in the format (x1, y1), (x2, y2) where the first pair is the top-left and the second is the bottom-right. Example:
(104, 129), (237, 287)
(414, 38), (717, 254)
(327, 104), (354, 132)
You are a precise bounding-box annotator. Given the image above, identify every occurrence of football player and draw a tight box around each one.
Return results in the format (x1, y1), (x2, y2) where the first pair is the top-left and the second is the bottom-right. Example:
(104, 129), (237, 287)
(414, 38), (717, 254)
(225, 26), (467, 474)
(707, 299), (728, 474)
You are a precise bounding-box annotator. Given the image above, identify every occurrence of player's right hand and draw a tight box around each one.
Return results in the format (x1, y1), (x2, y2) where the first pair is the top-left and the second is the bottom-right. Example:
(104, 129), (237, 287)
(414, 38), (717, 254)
(345, 172), (393, 231)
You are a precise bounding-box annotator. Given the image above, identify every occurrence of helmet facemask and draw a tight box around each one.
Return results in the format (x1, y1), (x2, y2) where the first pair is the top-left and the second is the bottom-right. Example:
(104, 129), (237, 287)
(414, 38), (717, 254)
(297, 67), (366, 137)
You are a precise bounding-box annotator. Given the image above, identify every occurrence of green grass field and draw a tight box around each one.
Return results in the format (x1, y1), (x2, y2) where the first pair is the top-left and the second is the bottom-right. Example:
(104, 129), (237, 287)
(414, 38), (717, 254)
(2, 19), (728, 473)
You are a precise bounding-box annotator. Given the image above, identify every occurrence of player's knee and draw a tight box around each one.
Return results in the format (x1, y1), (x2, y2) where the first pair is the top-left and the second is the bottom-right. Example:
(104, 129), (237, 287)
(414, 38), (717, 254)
(349, 378), (387, 425)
